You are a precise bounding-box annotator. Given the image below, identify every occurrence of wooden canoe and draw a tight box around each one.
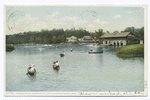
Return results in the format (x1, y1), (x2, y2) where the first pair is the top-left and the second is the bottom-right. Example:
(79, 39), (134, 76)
(27, 67), (36, 75)
(60, 53), (65, 57)
(53, 65), (60, 70)
(88, 51), (103, 54)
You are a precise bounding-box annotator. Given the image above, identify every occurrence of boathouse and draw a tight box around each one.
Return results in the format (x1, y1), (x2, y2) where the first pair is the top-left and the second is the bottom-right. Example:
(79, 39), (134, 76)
(100, 32), (135, 46)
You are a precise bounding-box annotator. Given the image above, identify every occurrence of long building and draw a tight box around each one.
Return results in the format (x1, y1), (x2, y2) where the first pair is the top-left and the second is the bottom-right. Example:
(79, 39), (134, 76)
(100, 32), (135, 46)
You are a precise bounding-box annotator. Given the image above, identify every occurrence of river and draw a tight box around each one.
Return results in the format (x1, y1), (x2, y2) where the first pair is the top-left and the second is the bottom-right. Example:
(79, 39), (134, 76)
(6, 44), (144, 92)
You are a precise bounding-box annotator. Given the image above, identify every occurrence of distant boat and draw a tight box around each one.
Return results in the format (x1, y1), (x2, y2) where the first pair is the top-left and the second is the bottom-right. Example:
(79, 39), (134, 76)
(53, 65), (60, 70)
(88, 51), (103, 54)
(90, 49), (93, 51)
(56, 46), (59, 48)
(70, 49), (73, 52)
(60, 53), (65, 57)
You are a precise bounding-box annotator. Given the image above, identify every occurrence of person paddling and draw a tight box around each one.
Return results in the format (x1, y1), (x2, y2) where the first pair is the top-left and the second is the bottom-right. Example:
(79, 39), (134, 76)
(55, 61), (59, 68)
(90, 48), (93, 51)
(62, 51), (65, 55)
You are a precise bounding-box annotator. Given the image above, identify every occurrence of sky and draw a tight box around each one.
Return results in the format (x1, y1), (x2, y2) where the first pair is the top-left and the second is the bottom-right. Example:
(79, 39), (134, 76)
(5, 5), (145, 35)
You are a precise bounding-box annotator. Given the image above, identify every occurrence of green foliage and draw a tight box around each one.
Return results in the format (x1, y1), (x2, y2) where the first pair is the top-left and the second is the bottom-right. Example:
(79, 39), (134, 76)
(95, 29), (103, 40)
(113, 30), (119, 33)
(106, 31), (109, 33)
(124, 27), (135, 32)
(115, 44), (144, 58)
(134, 27), (144, 41)
(6, 44), (15, 51)
(124, 26), (144, 43)
(6, 28), (90, 44)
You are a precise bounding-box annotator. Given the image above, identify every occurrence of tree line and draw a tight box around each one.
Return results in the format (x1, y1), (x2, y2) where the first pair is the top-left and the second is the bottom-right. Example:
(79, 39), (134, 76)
(6, 26), (144, 44)
(6, 28), (91, 44)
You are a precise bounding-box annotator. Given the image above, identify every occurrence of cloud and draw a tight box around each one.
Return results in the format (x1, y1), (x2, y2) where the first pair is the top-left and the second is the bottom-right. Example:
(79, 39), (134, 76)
(113, 14), (121, 19)
(127, 11), (132, 14)
(6, 11), (110, 34)
(6, 14), (40, 34)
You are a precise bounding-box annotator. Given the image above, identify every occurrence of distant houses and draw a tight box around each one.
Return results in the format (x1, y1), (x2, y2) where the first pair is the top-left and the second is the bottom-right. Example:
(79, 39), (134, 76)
(66, 35), (94, 43)
(78, 38), (83, 42)
(100, 32), (135, 46)
(82, 36), (94, 43)
(65, 32), (137, 45)
(66, 36), (78, 43)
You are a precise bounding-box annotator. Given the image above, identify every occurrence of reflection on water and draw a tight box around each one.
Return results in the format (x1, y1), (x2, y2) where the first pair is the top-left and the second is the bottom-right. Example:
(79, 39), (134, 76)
(6, 44), (144, 91)
(27, 74), (36, 80)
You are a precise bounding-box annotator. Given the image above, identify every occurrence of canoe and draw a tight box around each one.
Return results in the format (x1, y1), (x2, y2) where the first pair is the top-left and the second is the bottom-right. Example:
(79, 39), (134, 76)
(53, 65), (60, 70)
(60, 53), (65, 57)
(88, 51), (103, 54)
(27, 67), (36, 75)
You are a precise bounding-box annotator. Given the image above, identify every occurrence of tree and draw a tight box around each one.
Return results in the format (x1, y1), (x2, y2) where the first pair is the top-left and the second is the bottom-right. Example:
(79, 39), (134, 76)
(60, 35), (65, 42)
(124, 27), (135, 33)
(113, 30), (119, 33)
(95, 29), (103, 40)
(106, 31), (109, 33)
(52, 36), (56, 43)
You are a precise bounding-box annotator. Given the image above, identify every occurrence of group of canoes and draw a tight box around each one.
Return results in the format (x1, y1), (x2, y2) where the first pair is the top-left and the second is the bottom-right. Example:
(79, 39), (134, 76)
(26, 48), (103, 76)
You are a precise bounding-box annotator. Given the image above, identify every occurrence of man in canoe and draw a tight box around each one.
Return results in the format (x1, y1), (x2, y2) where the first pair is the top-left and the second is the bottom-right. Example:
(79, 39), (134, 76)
(62, 51), (65, 55)
(53, 61), (59, 68)
(29, 64), (36, 72)
(90, 48), (93, 51)
(55, 61), (59, 67)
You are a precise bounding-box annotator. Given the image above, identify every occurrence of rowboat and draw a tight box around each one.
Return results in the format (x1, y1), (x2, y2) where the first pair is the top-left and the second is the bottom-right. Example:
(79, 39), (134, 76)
(27, 66), (36, 75)
(53, 65), (60, 70)
(60, 53), (65, 57)
(88, 51), (103, 54)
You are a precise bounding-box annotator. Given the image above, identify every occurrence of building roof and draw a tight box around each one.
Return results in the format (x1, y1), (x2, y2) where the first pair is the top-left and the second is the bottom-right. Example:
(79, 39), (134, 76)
(66, 36), (77, 39)
(83, 36), (92, 39)
(100, 32), (133, 38)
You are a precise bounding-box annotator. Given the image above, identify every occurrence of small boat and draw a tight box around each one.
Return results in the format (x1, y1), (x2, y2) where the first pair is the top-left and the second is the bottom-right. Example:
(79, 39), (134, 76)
(88, 51), (103, 54)
(56, 46), (59, 48)
(60, 53), (65, 57)
(27, 65), (36, 75)
(53, 65), (60, 70)
(70, 49), (73, 52)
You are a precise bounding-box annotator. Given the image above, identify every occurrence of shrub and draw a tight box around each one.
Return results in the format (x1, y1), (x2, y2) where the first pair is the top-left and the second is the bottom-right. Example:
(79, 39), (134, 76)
(115, 44), (144, 58)
(6, 44), (15, 51)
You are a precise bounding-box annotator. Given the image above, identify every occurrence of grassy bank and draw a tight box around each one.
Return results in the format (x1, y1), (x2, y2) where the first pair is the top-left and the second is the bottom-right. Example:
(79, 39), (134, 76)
(6, 44), (15, 51)
(115, 44), (144, 58)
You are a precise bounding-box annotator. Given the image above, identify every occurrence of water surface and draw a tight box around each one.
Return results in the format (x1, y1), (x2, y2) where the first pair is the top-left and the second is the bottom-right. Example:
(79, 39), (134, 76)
(6, 44), (144, 91)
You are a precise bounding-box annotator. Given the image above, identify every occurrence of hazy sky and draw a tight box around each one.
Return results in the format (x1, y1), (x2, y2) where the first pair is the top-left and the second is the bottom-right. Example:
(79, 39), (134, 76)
(5, 5), (144, 35)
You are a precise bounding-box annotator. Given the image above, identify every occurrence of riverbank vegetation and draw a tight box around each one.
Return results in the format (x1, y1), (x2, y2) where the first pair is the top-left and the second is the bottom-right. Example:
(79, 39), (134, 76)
(6, 44), (15, 51)
(6, 26), (144, 45)
(115, 44), (144, 58)
(6, 28), (91, 44)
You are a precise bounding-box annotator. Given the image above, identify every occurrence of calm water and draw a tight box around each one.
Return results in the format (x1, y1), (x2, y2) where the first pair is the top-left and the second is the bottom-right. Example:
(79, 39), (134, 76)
(6, 44), (144, 92)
